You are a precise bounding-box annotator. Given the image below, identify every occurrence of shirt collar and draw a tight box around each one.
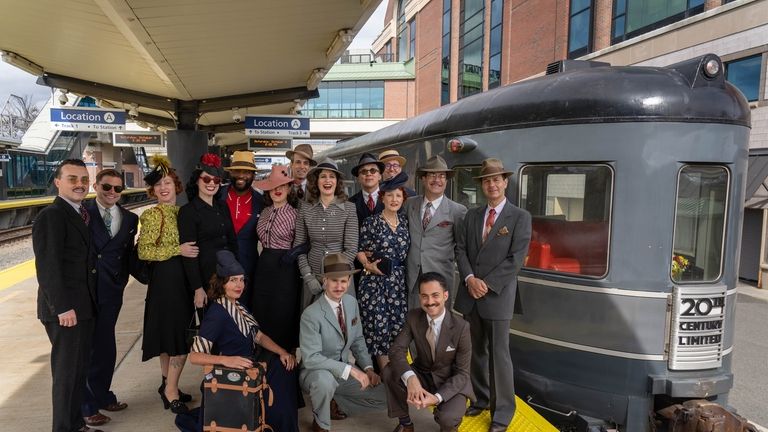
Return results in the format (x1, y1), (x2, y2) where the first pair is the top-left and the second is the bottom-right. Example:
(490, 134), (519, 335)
(96, 200), (115, 214)
(363, 188), (379, 201)
(323, 293), (342, 311)
(60, 196), (82, 212)
(427, 308), (447, 328)
(423, 194), (444, 211)
(487, 198), (507, 215)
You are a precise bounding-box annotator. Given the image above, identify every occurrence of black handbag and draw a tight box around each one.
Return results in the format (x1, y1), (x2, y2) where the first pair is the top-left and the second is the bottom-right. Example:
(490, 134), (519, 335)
(280, 242), (309, 265)
(186, 308), (203, 348)
(129, 244), (151, 284)
(370, 251), (393, 276)
(202, 362), (273, 432)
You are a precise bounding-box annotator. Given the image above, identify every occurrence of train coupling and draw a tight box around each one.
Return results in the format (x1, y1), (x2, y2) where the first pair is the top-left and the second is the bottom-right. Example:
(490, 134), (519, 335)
(657, 400), (758, 432)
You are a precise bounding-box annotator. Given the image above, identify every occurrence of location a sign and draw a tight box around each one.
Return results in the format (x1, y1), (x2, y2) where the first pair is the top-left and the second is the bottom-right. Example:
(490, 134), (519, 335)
(51, 107), (127, 132)
(245, 115), (309, 138)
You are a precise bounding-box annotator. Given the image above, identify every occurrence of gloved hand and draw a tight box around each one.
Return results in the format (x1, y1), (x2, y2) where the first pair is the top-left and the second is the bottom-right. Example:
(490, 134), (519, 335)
(304, 274), (323, 295)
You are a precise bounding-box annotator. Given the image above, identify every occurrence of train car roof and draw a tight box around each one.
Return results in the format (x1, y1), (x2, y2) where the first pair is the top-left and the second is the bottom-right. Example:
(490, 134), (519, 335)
(328, 54), (750, 155)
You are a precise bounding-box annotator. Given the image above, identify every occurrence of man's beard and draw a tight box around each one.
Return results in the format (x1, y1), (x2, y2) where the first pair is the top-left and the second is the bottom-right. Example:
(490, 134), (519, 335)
(232, 176), (253, 192)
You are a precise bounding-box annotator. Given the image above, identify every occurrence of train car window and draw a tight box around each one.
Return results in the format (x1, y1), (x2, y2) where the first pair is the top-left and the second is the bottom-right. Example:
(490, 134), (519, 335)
(452, 166), (487, 208)
(671, 166), (729, 283)
(519, 164), (613, 278)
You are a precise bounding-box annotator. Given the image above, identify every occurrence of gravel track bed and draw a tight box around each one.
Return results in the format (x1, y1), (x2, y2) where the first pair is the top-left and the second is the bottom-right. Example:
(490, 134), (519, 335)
(0, 237), (35, 270)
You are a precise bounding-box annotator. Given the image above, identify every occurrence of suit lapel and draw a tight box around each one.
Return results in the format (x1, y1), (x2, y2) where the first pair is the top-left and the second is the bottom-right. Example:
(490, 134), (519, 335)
(426, 198), (449, 231)
(57, 197), (89, 243)
(320, 296), (345, 341)
(414, 312), (433, 363)
(433, 311), (453, 363)
(479, 202), (513, 252)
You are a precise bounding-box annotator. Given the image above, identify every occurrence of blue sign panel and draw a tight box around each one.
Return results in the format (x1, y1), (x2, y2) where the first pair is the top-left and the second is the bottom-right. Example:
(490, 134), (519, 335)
(50, 107), (127, 132)
(245, 115), (310, 138)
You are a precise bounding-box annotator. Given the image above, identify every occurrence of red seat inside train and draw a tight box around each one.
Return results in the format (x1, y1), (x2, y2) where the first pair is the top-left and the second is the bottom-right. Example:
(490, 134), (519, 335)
(525, 218), (609, 276)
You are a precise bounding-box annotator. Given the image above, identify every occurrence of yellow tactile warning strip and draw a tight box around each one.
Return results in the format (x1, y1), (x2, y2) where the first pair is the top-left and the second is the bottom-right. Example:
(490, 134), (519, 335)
(458, 397), (558, 432)
(0, 259), (35, 292)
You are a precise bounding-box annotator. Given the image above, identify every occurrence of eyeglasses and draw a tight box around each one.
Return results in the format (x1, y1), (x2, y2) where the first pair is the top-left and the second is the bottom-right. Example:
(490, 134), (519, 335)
(200, 176), (222, 185)
(384, 163), (401, 169)
(100, 183), (125, 193)
(425, 173), (447, 180)
(359, 168), (380, 176)
(65, 176), (90, 185)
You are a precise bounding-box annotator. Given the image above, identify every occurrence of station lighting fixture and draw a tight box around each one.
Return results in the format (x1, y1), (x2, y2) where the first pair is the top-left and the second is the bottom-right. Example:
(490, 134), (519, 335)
(128, 103), (139, 119)
(232, 107), (242, 123)
(307, 68), (326, 91)
(326, 29), (356, 60)
(58, 89), (69, 105)
(1, 50), (44, 76)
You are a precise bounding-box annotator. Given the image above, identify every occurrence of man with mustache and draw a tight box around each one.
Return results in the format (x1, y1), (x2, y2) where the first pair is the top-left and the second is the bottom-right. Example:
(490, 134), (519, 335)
(383, 272), (473, 432)
(286, 144), (317, 201)
(220, 151), (264, 307)
(33, 159), (100, 432)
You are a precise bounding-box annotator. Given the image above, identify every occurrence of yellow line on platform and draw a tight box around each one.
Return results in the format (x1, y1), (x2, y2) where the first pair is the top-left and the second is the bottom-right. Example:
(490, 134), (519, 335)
(0, 259), (35, 292)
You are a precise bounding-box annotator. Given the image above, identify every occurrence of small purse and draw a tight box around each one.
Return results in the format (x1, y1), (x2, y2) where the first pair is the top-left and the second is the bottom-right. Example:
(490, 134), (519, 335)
(370, 251), (393, 276)
(185, 308), (203, 348)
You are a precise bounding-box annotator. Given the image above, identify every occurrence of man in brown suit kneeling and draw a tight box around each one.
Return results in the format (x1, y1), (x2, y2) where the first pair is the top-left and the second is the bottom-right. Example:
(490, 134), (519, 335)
(383, 272), (474, 432)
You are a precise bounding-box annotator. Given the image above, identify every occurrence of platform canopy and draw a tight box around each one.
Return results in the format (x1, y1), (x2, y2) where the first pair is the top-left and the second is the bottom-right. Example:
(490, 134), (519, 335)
(0, 0), (380, 138)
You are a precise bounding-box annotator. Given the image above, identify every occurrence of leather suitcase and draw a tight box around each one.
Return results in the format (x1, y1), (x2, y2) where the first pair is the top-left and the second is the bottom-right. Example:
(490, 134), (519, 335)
(202, 363), (273, 432)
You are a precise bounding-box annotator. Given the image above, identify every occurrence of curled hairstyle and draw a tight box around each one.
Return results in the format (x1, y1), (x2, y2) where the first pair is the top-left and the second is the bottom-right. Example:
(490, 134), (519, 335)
(146, 170), (183, 198)
(418, 271), (449, 292)
(185, 169), (223, 202)
(378, 186), (409, 202)
(263, 185), (300, 209)
(306, 169), (347, 203)
(207, 274), (230, 301)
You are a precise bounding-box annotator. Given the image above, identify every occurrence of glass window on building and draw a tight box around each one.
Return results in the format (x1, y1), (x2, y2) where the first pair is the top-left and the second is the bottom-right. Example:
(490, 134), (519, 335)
(303, 81), (384, 119)
(672, 166), (729, 283)
(520, 165), (613, 278)
(612, 0), (704, 43)
(409, 19), (416, 60)
(568, 0), (592, 58)
(398, 0), (408, 61)
(458, 0), (485, 99)
(725, 54), (763, 102)
(488, 0), (503, 89)
(441, 0), (452, 105)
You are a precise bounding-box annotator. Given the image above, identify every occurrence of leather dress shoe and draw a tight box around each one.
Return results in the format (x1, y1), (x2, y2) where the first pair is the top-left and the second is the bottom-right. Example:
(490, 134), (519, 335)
(465, 406), (485, 417)
(488, 422), (508, 432)
(392, 423), (415, 432)
(312, 419), (330, 432)
(83, 413), (111, 426)
(103, 401), (128, 411)
(330, 398), (347, 420)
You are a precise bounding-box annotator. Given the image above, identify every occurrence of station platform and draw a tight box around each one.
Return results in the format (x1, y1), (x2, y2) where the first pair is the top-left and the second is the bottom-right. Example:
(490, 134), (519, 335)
(0, 261), (556, 432)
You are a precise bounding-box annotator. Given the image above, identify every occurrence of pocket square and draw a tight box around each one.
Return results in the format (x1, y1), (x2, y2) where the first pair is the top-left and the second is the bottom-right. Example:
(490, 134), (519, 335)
(351, 317), (358, 326)
(446, 345), (456, 352)
(437, 221), (453, 228)
(497, 226), (509, 236)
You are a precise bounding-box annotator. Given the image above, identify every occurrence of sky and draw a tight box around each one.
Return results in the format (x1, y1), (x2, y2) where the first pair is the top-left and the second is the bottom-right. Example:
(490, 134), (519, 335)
(0, 1), (387, 113)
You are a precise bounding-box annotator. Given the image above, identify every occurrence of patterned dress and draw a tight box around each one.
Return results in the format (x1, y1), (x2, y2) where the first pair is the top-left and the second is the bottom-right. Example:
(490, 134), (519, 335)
(357, 212), (410, 357)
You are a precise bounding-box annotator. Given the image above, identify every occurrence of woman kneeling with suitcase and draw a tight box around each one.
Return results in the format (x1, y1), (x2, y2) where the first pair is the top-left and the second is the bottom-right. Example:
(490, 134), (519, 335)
(189, 250), (300, 431)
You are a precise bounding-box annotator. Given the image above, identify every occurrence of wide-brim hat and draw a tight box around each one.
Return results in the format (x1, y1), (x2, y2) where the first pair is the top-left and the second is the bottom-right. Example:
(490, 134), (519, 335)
(216, 250), (245, 278)
(416, 155), (454, 178)
(380, 171), (409, 194)
(309, 158), (344, 179)
(351, 152), (385, 177)
(225, 151), (257, 172)
(320, 253), (359, 278)
(473, 158), (513, 180)
(378, 149), (407, 168)
(253, 164), (293, 191)
(285, 144), (318, 166)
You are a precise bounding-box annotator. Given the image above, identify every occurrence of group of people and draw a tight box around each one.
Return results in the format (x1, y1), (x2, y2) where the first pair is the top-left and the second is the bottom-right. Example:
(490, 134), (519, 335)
(33, 144), (531, 432)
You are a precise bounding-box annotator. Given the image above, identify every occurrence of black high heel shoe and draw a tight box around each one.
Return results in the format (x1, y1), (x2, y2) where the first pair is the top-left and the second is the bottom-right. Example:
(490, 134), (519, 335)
(159, 377), (193, 405)
(158, 383), (189, 413)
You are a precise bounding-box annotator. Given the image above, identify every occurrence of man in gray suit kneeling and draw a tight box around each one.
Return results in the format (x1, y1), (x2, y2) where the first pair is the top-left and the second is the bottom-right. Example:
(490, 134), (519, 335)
(455, 158), (532, 432)
(299, 253), (385, 432)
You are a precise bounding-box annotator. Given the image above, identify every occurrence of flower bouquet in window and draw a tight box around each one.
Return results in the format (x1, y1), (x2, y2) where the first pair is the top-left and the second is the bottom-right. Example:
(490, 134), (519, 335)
(671, 254), (690, 281)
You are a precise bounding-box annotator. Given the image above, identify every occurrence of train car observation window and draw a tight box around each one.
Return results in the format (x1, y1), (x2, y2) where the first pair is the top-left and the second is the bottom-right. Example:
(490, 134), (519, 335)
(519, 165), (613, 278)
(672, 166), (729, 283)
(452, 166), (487, 209)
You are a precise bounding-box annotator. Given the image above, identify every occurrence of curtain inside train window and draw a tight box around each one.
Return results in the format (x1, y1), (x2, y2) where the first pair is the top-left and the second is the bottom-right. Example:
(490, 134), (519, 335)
(672, 165), (729, 283)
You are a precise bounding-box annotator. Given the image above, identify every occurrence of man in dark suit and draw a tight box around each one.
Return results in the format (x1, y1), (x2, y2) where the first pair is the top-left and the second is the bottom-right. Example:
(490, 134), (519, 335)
(220, 151), (264, 307)
(348, 153), (385, 227)
(455, 158), (531, 432)
(33, 159), (100, 432)
(384, 272), (474, 432)
(80, 169), (139, 426)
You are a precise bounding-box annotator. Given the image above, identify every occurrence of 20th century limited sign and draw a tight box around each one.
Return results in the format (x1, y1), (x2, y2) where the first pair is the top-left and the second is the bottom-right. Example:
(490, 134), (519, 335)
(668, 285), (728, 370)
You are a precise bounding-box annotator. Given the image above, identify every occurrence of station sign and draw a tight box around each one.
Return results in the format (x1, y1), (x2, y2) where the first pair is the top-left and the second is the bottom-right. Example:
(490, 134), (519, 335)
(113, 132), (164, 147)
(245, 115), (310, 138)
(50, 107), (126, 132)
(248, 137), (292, 150)
(668, 286), (727, 370)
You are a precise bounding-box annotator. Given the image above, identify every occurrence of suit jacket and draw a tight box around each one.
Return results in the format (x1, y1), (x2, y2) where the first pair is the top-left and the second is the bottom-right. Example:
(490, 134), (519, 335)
(85, 201), (139, 305)
(455, 201), (531, 320)
(299, 294), (372, 378)
(405, 195), (467, 293)
(218, 186), (264, 280)
(33, 197), (97, 322)
(389, 309), (474, 402)
(348, 190), (384, 228)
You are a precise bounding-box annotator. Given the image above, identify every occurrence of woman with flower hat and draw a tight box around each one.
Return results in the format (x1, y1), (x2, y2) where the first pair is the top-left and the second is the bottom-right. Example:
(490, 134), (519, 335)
(251, 164), (301, 351)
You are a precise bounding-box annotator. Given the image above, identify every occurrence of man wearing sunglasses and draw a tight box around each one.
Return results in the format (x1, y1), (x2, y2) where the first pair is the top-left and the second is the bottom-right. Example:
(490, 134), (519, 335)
(81, 169), (139, 427)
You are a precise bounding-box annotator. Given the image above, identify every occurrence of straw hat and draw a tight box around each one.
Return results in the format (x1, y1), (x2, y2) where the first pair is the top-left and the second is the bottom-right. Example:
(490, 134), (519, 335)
(224, 151), (257, 172)
(473, 158), (513, 180)
(416, 155), (454, 178)
(378, 149), (407, 168)
(351, 152), (385, 177)
(253, 165), (293, 191)
(320, 253), (359, 278)
(285, 144), (318, 166)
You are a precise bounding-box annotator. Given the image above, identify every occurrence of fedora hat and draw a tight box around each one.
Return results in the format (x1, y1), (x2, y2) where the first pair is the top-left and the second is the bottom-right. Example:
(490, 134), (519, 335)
(474, 158), (514, 180)
(378, 149), (407, 168)
(253, 165), (293, 191)
(309, 158), (344, 178)
(351, 153), (385, 177)
(416, 155), (454, 178)
(320, 253), (359, 278)
(285, 144), (318, 166)
(225, 151), (257, 172)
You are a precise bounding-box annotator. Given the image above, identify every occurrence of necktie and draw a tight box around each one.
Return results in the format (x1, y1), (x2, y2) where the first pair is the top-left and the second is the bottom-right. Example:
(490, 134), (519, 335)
(483, 208), (496, 242)
(337, 304), (347, 340)
(366, 194), (375, 212)
(426, 319), (437, 358)
(103, 208), (113, 238)
(296, 184), (304, 200)
(422, 201), (432, 230)
(79, 205), (90, 226)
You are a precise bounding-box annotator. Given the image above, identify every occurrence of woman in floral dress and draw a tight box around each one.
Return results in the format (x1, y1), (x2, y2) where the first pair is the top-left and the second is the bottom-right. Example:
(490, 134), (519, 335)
(356, 172), (411, 370)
